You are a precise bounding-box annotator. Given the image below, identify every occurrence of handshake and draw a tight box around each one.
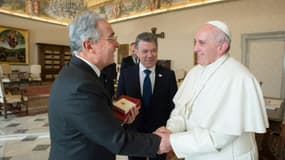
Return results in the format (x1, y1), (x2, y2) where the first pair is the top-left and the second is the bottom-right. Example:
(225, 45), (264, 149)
(124, 107), (175, 156)
(153, 126), (172, 154)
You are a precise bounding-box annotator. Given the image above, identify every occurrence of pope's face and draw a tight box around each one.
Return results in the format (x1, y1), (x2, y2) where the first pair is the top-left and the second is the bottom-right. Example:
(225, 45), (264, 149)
(193, 24), (221, 66)
(136, 41), (157, 68)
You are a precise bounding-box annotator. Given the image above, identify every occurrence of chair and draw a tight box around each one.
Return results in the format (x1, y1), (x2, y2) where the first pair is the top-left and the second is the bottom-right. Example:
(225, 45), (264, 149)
(29, 64), (42, 85)
(18, 71), (30, 84)
(0, 79), (28, 119)
(0, 64), (12, 83)
(0, 64), (21, 94)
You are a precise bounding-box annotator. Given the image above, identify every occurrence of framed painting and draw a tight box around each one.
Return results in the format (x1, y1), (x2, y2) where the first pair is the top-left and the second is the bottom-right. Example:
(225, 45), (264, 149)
(117, 44), (129, 64)
(0, 26), (29, 64)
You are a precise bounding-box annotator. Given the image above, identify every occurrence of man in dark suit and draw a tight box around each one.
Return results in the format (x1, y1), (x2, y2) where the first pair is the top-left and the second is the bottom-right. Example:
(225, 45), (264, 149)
(48, 11), (170, 160)
(102, 62), (117, 98)
(117, 32), (178, 160)
(120, 42), (139, 71)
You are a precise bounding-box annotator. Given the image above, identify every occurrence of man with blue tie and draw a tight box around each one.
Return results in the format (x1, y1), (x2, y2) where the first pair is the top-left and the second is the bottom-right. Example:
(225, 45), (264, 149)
(117, 32), (178, 160)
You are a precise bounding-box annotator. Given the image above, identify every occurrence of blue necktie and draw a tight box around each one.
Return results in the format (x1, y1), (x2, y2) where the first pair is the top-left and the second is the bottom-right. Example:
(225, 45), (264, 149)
(143, 69), (152, 108)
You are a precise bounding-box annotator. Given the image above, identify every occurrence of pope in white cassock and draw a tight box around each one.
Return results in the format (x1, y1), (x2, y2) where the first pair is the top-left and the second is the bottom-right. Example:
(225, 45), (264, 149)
(156, 21), (269, 160)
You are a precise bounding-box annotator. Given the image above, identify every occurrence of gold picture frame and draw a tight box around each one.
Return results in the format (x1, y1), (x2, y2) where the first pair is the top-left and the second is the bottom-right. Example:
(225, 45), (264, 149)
(0, 26), (29, 64)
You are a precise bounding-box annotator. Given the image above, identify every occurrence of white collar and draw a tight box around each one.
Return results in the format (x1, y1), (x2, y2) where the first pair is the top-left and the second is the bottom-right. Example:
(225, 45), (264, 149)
(139, 63), (155, 73)
(75, 54), (101, 77)
(202, 54), (229, 69)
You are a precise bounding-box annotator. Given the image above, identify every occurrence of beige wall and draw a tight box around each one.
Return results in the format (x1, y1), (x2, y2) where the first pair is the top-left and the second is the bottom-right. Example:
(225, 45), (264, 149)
(0, 0), (284, 72)
(112, 0), (285, 71)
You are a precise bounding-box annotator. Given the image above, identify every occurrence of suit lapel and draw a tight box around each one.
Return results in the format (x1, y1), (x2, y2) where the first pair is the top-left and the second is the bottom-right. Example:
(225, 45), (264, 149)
(153, 66), (160, 97)
(134, 65), (142, 98)
(70, 56), (98, 78)
(128, 56), (136, 65)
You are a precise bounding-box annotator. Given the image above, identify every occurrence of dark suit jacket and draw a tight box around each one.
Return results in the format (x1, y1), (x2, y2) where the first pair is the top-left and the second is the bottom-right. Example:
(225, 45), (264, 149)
(102, 63), (117, 97)
(116, 65), (177, 133)
(120, 56), (136, 71)
(48, 56), (160, 160)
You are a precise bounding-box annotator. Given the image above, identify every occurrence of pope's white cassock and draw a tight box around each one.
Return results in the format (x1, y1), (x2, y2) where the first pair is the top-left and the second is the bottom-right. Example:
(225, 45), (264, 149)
(166, 54), (269, 160)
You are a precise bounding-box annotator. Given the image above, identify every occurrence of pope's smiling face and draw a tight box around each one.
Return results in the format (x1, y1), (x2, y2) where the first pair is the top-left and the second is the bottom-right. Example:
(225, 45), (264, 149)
(193, 24), (228, 66)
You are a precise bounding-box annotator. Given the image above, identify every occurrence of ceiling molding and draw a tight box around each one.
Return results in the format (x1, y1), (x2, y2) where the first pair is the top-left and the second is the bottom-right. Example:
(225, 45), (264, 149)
(0, 0), (232, 25)
(87, 0), (114, 9)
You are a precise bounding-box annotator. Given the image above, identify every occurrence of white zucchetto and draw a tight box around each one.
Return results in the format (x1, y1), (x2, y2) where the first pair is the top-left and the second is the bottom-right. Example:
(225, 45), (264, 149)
(207, 20), (231, 39)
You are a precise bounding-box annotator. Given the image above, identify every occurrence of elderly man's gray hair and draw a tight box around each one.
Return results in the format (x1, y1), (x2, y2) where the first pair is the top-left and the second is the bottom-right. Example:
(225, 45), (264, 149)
(68, 11), (106, 54)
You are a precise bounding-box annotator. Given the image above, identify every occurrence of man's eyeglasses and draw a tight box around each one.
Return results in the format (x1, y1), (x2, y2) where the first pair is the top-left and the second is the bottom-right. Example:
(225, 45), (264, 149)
(105, 36), (117, 42)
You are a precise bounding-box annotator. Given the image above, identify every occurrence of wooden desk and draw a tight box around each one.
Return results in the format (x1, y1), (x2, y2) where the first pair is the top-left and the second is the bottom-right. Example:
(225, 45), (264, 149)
(21, 85), (50, 98)
(20, 85), (51, 115)
(265, 97), (285, 122)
